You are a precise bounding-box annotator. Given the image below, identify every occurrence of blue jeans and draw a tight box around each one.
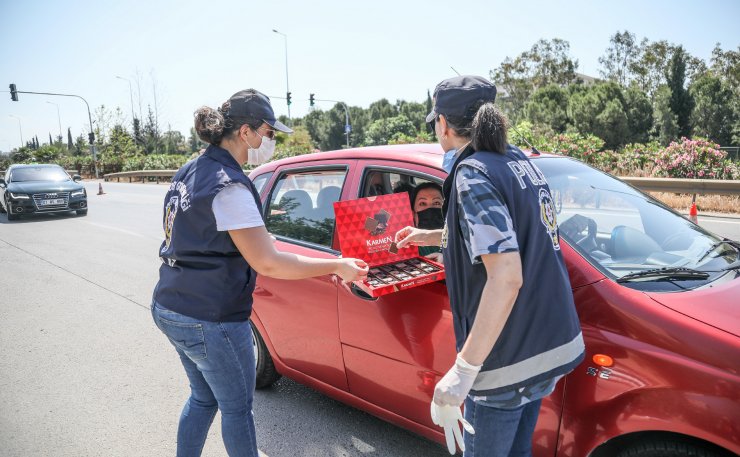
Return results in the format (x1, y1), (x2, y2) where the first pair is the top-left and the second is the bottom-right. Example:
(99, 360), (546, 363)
(152, 301), (258, 457)
(463, 397), (542, 457)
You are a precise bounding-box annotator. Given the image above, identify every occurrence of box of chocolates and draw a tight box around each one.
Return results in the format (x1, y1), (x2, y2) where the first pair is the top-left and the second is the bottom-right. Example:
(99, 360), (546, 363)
(334, 192), (445, 297)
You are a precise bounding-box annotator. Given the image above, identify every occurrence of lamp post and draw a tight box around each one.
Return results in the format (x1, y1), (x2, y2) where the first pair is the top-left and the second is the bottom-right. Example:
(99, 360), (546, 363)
(9, 114), (23, 146)
(272, 29), (291, 124)
(46, 101), (62, 140)
(116, 75), (136, 123)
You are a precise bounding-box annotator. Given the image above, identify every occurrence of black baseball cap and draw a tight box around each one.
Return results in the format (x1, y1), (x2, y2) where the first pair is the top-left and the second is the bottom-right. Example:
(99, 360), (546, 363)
(226, 89), (293, 134)
(425, 75), (497, 124)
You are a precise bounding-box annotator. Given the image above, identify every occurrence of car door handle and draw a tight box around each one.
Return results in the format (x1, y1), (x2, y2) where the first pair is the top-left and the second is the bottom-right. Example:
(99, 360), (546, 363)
(348, 281), (378, 301)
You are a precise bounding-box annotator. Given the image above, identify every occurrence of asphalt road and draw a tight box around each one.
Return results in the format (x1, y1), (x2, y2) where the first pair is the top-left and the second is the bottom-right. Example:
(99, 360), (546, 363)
(0, 181), (449, 457)
(1, 181), (738, 457)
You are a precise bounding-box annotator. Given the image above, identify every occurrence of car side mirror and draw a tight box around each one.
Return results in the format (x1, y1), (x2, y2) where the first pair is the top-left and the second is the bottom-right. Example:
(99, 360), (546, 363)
(73, 174), (82, 182)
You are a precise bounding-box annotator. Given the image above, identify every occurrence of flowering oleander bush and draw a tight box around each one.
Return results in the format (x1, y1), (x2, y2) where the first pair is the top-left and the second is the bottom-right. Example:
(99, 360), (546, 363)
(616, 141), (663, 175)
(654, 137), (738, 179)
(539, 133), (605, 165)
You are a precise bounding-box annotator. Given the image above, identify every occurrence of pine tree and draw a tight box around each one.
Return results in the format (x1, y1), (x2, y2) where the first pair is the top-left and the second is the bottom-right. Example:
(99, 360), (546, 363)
(49, 133), (53, 145)
(68, 128), (74, 151)
(666, 47), (694, 137)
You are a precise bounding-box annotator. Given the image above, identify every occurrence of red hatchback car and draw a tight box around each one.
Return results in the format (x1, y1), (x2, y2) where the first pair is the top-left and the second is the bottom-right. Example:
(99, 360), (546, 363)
(247, 144), (739, 457)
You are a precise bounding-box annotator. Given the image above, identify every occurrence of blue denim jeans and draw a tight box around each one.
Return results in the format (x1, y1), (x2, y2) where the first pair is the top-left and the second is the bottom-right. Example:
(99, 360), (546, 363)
(463, 397), (542, 457)
(152, 301), (258, 457)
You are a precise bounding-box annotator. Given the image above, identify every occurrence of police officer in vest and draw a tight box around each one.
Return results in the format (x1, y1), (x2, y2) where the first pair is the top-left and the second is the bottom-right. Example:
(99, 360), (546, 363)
(151, 89), (368, 457)
(396, 76), (584, 456)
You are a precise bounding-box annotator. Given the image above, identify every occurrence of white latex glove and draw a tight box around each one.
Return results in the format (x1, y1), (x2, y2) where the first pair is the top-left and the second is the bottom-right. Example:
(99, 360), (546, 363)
(431, 402), (475, 454)
(433, 355), (482, 407)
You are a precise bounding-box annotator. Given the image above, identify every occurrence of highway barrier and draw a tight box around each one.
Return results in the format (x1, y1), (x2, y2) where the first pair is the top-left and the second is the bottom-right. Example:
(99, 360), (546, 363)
(104, 170), (740, 197)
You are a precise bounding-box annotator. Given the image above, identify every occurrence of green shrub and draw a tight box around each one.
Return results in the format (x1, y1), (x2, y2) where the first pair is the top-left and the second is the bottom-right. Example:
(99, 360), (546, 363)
(654, 137), (737, 179)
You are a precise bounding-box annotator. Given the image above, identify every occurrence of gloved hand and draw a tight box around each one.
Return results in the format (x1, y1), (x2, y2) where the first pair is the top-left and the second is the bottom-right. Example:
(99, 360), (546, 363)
(433, 354), (481, 407)
(431, 402), (475, 454)
(431, 355), (481, 454)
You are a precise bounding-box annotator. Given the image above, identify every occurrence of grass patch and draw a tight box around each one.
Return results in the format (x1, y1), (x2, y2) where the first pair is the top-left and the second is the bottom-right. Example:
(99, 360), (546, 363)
(648, 192), (740, 215)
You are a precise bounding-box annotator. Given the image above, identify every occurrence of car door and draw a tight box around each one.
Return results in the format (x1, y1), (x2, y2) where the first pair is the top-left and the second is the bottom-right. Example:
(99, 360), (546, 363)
(337, 160), (458, 427)
(253, 162), (353, 391)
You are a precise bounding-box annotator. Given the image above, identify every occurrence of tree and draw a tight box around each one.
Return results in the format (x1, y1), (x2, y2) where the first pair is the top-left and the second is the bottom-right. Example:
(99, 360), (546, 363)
(632, 39), (673, 97)
(49, 133), (53, 146)
(367, 99), (397, 121)
(67, 128), (74, 151)
(188, 127), (204, 153)
(396, 100), (427, 132)
(492, 38), (579, 122)
(599, 30), (640, 86)
(623, 86), (653, 143)
(303, 105), (348, 151)
(524, 84), (569, 133)
(142, 106), (161, 154)
(666, 46), (694, 137)
(709, 44), (740, 143)
(690, 72), (736, 145)
(567, 82), (630, 148)
(652, 85), (680, 145)
(364, 115), (416, 146)
(162, 128), (186, 154)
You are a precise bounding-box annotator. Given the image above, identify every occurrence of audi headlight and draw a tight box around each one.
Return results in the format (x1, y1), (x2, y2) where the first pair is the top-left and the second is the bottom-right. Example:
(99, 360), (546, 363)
(9, 192), (29, 199)
(71, 189), (86, 197)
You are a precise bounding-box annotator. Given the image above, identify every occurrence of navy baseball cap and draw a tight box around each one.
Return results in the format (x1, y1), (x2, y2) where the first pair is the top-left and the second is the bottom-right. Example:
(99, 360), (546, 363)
(425, 75), (497, 124)
(226, 89), (293, 134)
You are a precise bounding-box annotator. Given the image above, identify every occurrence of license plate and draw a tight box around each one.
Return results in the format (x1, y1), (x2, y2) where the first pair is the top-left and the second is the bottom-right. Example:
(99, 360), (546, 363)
(40, 198), (65, 205)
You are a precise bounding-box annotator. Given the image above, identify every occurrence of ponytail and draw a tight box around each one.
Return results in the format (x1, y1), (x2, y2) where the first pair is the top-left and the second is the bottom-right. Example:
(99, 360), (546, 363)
(193, 100), (262, 146)
(471, 103), (508, 154)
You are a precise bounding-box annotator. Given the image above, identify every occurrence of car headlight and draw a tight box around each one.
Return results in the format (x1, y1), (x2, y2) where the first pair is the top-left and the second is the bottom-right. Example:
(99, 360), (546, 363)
(71, 189), (86, 197)
(9, 192), (29, 199)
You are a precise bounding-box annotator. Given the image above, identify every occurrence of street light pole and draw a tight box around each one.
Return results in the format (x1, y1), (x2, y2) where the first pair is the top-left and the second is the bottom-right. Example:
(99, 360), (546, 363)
(9, 114), (23, 146)
(46, 101), (62, 140)
(116, 75), (136, 123)
(272, 29), (291, 124)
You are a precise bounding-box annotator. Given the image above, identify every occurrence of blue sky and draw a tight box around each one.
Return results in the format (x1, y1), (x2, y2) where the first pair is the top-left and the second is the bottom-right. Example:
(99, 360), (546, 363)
(1, 0), (738, 152)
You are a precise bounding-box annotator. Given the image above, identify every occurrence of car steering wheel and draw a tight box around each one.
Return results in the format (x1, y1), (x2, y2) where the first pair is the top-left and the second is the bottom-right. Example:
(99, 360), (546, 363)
(560, 214), (598, 251)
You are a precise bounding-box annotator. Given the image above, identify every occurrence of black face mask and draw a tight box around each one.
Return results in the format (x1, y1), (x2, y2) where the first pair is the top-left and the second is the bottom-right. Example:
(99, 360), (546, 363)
(416, 207), (444, 229)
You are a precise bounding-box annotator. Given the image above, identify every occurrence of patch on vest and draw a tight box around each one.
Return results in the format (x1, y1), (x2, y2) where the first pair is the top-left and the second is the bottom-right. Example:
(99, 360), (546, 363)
(539, 188), (560, 251)
(162, 195), (179, 254)
(441, 221), (448, 249)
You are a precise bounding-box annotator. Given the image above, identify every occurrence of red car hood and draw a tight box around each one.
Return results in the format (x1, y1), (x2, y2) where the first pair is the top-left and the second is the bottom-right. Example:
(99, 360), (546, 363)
(645, 278), (740, 338)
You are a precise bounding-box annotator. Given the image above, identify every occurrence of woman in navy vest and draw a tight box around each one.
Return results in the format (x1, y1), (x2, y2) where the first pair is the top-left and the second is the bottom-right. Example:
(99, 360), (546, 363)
(151, 89), (368, 457)
(395, 76), (583, 456)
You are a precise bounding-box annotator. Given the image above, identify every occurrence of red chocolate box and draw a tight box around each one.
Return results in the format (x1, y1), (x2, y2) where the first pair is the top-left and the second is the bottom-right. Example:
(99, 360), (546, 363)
(334, 192), (445, 297)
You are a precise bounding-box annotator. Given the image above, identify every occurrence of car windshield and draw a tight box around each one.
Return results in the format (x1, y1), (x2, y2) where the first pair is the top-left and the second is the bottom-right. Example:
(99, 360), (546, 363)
(11, 166), (70, 182)
(536, 157), (739, 283)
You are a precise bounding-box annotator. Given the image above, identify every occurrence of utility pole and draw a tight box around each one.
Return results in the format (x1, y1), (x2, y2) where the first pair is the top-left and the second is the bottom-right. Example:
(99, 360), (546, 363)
(272, 29), (291, 124)
(314, 97), (352, 148)
(116, 75), (136, 123)
(46, 101), (62, 140)
(9, 114), (23, 146)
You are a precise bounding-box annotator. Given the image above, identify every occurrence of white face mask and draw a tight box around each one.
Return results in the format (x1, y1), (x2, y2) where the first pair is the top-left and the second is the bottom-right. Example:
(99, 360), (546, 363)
(245, 130), (276, 166)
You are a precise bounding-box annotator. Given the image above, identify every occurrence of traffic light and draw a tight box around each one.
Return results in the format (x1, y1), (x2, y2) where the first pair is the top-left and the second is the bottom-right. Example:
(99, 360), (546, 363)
(309, 93), (315, 107)
(9, 83), (18, 101)
(88, 132), (95, 144)
(286, 91), (292, 106)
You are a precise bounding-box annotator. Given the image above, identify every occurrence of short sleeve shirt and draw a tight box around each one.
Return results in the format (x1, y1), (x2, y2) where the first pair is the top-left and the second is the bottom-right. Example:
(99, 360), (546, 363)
(212, 183), (265, 231)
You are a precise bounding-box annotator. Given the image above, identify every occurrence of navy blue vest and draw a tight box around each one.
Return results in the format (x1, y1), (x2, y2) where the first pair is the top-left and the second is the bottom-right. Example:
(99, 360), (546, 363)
(442, 145), (584, 396)
(152, 145), (263, 322)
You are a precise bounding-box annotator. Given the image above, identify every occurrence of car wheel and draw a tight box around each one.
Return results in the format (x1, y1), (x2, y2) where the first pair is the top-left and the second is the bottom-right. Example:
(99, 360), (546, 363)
(77, 209), (88, 216)
(616, 440), (722, 457)
(250, 321), (281, 389)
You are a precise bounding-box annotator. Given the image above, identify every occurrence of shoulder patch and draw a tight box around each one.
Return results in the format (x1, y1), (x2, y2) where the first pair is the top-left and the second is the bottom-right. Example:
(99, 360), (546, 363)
(539, 188), (560, 251)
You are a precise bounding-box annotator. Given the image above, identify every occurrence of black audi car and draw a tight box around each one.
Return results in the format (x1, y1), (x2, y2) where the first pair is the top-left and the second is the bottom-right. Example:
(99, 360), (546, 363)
(0, 164), (88, 221)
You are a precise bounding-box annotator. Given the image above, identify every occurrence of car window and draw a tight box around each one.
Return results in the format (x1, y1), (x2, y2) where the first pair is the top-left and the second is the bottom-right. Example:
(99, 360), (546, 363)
(265, 169), (347, 248)
(537, 157), (738, 283)
(360, 169), (439, 200)
(250, 172), (273, 195)
(11, 166), (70, 182)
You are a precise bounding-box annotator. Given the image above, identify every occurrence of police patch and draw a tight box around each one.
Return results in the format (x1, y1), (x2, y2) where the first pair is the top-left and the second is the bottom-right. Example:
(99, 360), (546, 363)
(162, 195), (179, 254)
(539, 188), (560, 251)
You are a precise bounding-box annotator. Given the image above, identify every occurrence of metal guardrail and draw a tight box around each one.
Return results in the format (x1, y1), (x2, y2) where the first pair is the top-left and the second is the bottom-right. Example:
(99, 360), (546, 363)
(104, 170), (176, 183)
(622, 177), (740, 196)
(106, 170), (740, 196)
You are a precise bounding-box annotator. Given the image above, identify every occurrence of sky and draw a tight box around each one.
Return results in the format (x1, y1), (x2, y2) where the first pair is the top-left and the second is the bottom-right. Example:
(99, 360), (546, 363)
(1, 0), (739, 152)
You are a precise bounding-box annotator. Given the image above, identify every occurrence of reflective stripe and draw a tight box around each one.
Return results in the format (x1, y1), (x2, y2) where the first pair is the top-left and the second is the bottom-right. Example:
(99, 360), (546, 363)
(472, 332), (585, 391)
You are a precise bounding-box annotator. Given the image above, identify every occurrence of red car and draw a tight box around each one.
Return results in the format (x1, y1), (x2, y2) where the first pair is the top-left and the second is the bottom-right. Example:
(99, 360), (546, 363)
(247, 144), (739, 457)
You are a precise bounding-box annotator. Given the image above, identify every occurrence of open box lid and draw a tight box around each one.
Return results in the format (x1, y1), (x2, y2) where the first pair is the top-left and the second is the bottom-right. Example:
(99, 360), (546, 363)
(334, 192), (419, 267)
